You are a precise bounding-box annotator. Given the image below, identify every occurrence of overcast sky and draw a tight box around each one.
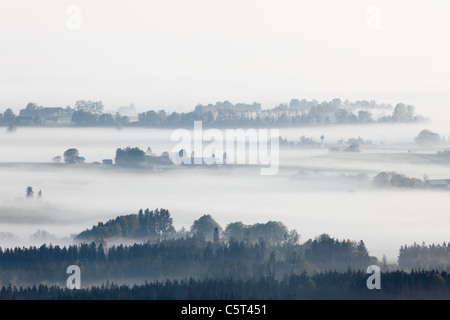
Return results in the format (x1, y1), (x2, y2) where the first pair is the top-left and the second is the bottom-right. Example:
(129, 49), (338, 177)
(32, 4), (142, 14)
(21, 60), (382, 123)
(1, 0), (449, 115)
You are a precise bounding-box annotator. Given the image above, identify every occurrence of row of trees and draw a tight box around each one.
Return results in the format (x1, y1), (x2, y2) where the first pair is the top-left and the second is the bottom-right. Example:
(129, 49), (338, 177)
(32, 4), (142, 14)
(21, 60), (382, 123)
(75, 209), (299, 247)
(0, 233), (377, 287)
(70, 100), (129, 127)
(53, 147), (147, 166)
(71, 111), (129, 127)
(399, 242), (450, 270)
(54, 146), (169, 166)
(2, 99), (423, 128)
(1, 270), (449, 300)
(373, 172), (426, 189)
(135, 101), (421, 128)
(0, 101), (129, 127)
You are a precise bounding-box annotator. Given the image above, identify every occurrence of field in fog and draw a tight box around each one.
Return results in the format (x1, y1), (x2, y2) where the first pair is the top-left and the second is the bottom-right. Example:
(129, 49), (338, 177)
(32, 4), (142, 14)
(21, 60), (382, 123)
(1, 122), (450, 262)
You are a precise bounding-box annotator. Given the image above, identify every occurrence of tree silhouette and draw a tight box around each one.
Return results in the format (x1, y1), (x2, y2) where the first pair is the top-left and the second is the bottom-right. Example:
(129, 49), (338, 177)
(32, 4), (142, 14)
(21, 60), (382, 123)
(26, 186), (34, 198)
(191, 215), (222, 241)
(115, 147), (145, 167)
(63, 148), (85, 164)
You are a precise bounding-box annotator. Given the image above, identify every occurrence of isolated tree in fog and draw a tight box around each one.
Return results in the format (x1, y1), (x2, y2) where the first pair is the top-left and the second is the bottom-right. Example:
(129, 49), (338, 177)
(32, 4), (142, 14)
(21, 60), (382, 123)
(52, 156), (62, 163)
(64, 148), (78, 163)
(63, 148), (85, 164)
(26, 186), (34, 198)
(415, 129), (441, 145)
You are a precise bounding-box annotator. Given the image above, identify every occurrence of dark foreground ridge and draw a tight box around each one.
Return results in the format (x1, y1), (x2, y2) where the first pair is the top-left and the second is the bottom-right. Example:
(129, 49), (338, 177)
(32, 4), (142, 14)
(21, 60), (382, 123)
(1, 271), (449, 300)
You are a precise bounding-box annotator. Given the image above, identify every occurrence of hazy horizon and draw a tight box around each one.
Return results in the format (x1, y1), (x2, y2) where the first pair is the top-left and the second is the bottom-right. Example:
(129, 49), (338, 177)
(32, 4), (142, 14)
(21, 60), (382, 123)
(1, 0), (449, 118)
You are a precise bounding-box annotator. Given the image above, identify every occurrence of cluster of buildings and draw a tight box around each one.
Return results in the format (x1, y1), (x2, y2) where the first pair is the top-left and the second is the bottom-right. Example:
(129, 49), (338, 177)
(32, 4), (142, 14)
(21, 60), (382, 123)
(18, 106), (74, 124)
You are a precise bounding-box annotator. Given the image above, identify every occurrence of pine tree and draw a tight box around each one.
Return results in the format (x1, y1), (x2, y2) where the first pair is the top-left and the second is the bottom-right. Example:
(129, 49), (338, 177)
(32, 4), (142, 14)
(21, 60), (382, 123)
(26, 186), (34, 198)
(213, 227), (220, 243)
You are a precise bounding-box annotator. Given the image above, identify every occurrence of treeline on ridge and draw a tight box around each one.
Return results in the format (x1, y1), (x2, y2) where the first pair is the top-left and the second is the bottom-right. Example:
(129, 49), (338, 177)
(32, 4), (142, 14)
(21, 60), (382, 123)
(0, 208), (448, 289)
(0, 233), (375, 287)
(1, 99), (423, 128)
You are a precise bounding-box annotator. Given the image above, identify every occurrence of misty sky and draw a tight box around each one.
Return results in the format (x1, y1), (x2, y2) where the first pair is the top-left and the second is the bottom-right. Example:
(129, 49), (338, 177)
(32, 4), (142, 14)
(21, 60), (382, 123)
(1, 0), (449, 115)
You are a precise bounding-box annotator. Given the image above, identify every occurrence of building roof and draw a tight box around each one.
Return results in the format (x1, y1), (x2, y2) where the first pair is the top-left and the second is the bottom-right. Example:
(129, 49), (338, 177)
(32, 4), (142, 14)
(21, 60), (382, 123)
(426, 179), (449, 186)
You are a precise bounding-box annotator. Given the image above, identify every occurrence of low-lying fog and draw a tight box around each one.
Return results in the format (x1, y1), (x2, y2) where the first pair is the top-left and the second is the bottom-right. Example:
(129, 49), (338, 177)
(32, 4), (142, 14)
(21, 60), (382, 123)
(1, 122), (450, 262)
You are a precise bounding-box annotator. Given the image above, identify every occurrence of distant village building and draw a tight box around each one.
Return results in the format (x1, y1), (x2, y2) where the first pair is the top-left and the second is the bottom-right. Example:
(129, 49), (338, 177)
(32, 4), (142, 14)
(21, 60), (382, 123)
(18, 105), (74, 124)
(102, 159), (113, 165)
(425, 179), (450, 189)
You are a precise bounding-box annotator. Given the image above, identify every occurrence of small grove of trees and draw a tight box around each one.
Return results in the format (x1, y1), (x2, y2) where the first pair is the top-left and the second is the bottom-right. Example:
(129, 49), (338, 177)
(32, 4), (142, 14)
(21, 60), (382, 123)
(115, 147), (145, 167)
(25, 187), (42, 199)
(303, 234), (375, 272)
(26, 187), (34, 198)
(392, 103), (416, 122)
(190, 215), (222, 241)
(71, 100), (104, 126)
(223, 221), (298, 245)
(415, 129), (442, 145)
(373, 172), (425, 189)
(71, 100), (129, 127)
(76, 210), (300, 248)
(76, 208), (175, 240)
